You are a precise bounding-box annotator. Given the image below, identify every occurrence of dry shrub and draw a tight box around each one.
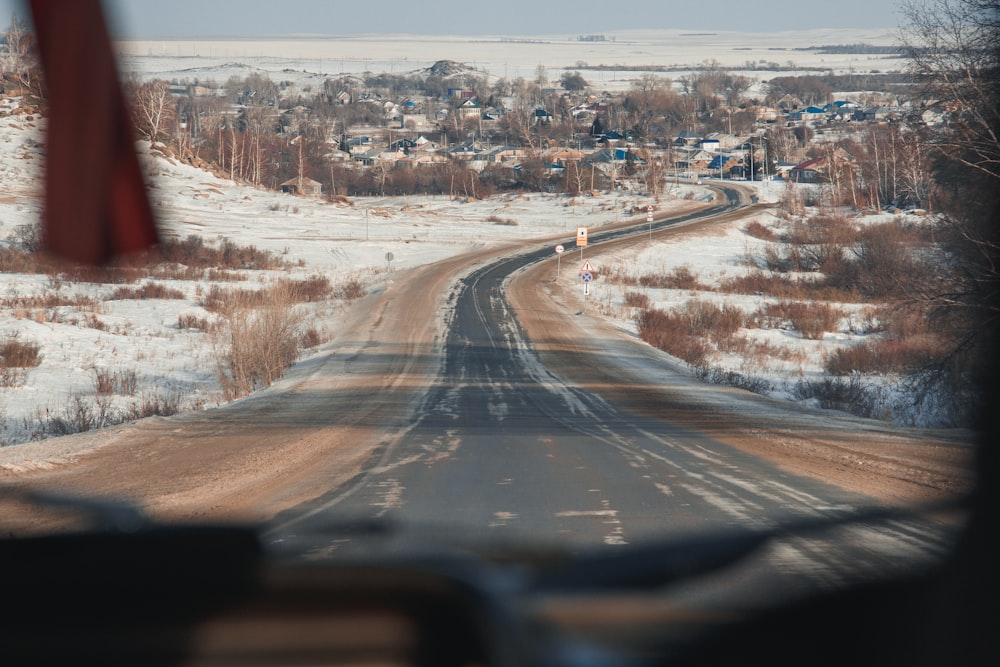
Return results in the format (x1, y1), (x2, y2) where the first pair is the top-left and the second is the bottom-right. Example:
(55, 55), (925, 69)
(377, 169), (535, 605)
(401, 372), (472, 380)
(750, 239), (839, 274)
(206, 268), (243, 282)
(636, 301), (744, 366)
(126, 392), (181, 419)
(213, 282), (306, 399)
(486, 215), (518, 225)
(717, 335), (804, 367)
(0, 335), (42, 368)
(604, 266), (639, 286)
(177, 313), (214, 332)
(300, 327), (324, 349)
(93, 369), (115, 396)
(878, 305), (933, 341)
(743, 220), (777, 241)
(791, 374), (883, 419)
(637, 307), (711, 366)
(638, 265), (706, 290)
(155, 235), (290, 271)
(108, 282), (185, 300)
(335, 278), (367, 301)
(680, 300), (745, 341)
(623, 291), (650, 309)
(719, 273), (858, 302)
(825, 336), (944, 375)
(201, 285), (264, 313)
(721, 272), (798, 296)
(149, 264), (201, 281)
(787, 213), (857, 247)
(695, 366), (773, 395)
(59, 264), (146, 285)
(754, 301), (844, 340)
(827, 220), (932, 299)
(0, 292), (97, 310)
(93, 368), (138, 396)
(280, 275), (333, 302)
(0, 245), (45, 273)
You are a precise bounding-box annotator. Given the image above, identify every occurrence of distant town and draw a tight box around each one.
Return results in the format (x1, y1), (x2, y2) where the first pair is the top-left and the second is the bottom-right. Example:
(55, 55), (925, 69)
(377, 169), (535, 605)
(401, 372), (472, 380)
(2, 33), (938, 212)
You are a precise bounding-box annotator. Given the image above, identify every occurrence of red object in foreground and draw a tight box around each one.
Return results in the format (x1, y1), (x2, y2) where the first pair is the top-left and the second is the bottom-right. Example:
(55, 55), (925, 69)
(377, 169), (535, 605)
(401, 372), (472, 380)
(29, 0), (158, 265)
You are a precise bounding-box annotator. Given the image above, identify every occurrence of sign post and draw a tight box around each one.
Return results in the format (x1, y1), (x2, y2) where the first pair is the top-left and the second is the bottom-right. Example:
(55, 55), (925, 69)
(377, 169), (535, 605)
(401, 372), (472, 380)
(647, 205), (654, 241)
(576, 226), (588, 262)
(580, 260), (594, 313)
(555, 244), (564, 279)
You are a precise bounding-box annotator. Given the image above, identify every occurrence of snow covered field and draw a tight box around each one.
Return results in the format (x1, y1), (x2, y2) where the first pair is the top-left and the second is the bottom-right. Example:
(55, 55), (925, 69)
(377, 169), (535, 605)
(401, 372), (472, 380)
(115, 27), (908, 95)
(0, 110), (673, 446)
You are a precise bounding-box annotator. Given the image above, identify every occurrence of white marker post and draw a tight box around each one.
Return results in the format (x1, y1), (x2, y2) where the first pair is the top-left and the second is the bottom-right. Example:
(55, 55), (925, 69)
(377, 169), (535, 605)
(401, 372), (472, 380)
(555, 244), (564, 279)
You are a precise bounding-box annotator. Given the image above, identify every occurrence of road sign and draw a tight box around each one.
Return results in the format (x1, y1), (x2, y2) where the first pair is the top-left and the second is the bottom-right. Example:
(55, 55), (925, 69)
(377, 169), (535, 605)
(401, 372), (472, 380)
(580, 259), (593, 272)
(581, 271), (593, 283)
(555, 244), (564, 254)
(576, 226), (588, 247)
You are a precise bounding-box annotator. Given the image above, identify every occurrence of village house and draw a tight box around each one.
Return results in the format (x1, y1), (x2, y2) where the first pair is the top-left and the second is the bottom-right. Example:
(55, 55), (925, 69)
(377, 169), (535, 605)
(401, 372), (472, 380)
(789, 155), (828, 183)
(788, 106), (828, 122)
(280, 176), (323, 196)
(457, 98), (482, 121)
(674, 130), (702, 146)
(484, 145), (528, 164)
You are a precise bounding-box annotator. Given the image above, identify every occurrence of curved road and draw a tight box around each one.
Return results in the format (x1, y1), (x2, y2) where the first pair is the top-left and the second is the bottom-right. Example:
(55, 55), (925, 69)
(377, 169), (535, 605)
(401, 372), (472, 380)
(267, 187), (960, 596)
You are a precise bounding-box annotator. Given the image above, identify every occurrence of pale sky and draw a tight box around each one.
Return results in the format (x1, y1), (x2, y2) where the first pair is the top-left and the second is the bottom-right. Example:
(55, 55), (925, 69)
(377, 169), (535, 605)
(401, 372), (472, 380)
(2, 0), (903, 37)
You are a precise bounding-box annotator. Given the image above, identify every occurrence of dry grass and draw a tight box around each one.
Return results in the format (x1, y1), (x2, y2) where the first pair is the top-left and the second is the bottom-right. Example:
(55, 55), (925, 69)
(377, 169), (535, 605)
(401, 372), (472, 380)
(637, 307), (713, 366)
(0, 292), (98, 310)
(0, 335), (42, 368)
(108, 282), (186, 301)
(93, 368), (139, 396)
(825, 336), (945, 375)
(212, 282), (306, 399)
(749, 300), (845, 340)
(280, 275), (334, 302)
(636, 301), (745, 367)
(718, 273), (859, 302)
(177, 313), (214, 332)
(155, 235), (291, 271)
(335, 277), (367, 301)
(791, 375), (885, 420)
(2, 230), (289, 280)
(30, 391), (183, 438)
(717, 334), (808, 367)
(743, 219), (777, 241)
(623, 291), (650, 309)
(638, 265), (707, 290)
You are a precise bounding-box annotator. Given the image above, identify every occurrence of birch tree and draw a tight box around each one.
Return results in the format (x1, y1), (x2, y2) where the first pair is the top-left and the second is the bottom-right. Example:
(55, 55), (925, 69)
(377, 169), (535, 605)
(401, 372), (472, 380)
(128, 78), (176, 143)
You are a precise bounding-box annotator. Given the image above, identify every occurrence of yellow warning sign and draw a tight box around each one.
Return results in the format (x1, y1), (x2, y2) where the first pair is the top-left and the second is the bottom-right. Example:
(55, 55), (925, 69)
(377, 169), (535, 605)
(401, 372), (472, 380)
(576, 226), (588, 247)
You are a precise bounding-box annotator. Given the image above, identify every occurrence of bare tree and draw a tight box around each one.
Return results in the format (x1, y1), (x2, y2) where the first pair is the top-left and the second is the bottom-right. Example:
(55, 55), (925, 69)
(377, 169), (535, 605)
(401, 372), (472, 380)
(2, 12), (43, 98)
(126, 78), (176, 143)
(636, 149), (666, 198)
(901, 0), (1000, 181)
(895, 0), (1000, 422)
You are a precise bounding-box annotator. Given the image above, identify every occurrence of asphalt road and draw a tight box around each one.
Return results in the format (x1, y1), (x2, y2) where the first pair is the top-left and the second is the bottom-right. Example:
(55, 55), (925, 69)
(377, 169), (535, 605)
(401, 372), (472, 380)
(266, 187), (959, 599)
